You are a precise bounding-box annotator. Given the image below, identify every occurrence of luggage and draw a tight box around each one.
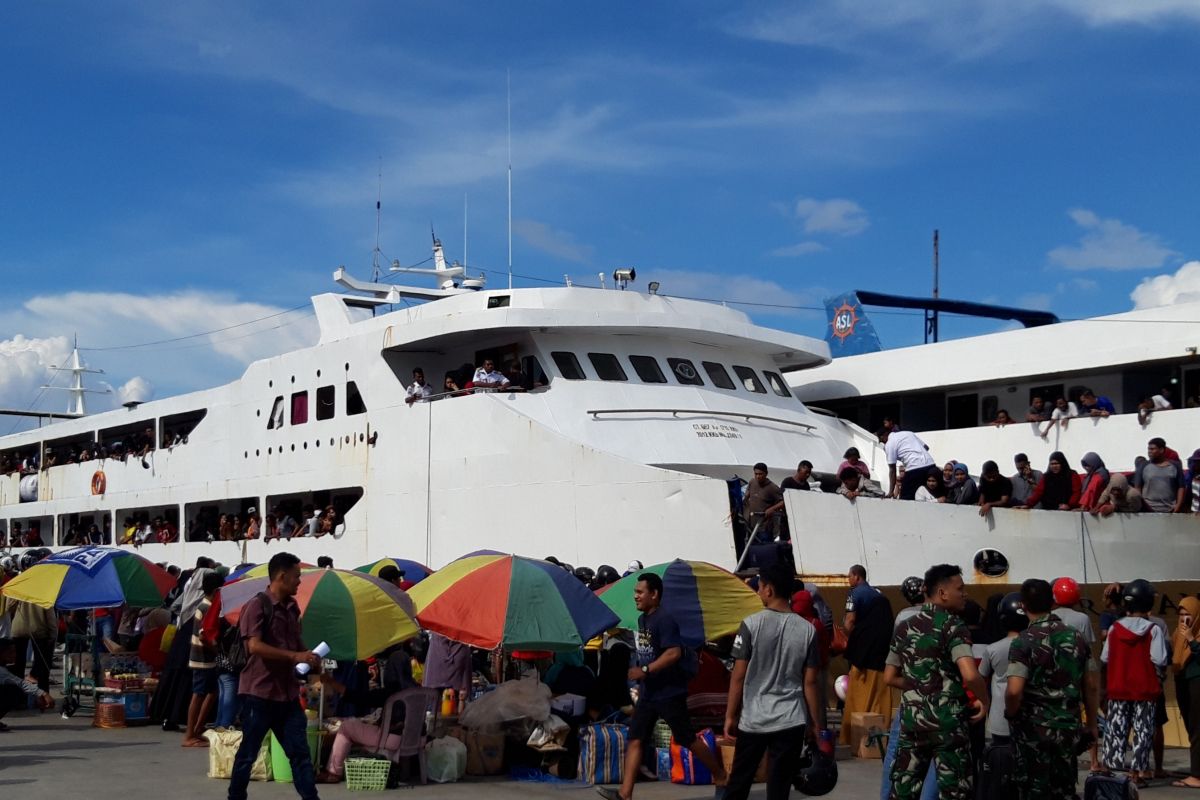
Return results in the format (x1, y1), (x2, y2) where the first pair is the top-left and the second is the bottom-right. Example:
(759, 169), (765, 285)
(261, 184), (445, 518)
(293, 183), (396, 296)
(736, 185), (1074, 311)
(1084, 772), (1139, 800)
(975, 740), (1016, 800)
(670, 728), (717, 785)
(203, 729), (272, 781)
(578, 723), (629, 785)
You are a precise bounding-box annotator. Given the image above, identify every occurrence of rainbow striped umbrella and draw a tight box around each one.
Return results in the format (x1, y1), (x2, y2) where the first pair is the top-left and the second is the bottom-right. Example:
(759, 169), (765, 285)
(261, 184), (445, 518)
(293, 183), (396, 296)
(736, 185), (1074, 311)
(596, 559), (762, 646)
(0, 546), (175, 610)
(408, 554), (620, 651)
(222, 568), (418, 660)
(225, 562), (314, 583)
(353, 558), (432, 584)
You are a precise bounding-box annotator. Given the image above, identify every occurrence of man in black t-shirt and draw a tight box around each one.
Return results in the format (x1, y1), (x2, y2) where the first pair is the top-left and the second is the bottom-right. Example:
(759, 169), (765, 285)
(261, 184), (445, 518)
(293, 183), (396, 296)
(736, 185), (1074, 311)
(596, 573), (726, 800)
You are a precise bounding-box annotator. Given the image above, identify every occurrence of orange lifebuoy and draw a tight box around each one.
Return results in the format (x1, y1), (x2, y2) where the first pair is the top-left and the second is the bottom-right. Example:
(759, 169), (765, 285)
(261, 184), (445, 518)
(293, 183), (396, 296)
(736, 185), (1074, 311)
(91, 470), (106, 496)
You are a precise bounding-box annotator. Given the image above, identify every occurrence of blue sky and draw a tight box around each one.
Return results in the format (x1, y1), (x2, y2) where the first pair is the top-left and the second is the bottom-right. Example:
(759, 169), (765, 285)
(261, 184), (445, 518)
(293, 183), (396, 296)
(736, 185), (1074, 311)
(2, 1), (1200, 420)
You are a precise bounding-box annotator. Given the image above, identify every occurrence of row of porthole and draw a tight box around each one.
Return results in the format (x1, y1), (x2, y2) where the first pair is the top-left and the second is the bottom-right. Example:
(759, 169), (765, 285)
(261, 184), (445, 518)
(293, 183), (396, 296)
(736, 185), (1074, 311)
(243, 432), (366, 459)
(266, 362), (352, 389)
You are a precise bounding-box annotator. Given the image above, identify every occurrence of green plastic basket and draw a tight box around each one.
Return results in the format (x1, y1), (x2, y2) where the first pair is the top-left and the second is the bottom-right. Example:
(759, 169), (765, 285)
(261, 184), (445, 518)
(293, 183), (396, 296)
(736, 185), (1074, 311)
(653, 720), (672, 748)
(345, 757), (391, 791)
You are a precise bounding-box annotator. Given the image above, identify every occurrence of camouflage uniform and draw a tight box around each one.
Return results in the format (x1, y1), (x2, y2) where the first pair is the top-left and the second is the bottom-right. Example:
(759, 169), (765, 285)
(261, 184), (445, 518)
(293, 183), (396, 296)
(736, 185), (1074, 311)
(1007, 612), (1094, 800)
(887, 603), (975, 800)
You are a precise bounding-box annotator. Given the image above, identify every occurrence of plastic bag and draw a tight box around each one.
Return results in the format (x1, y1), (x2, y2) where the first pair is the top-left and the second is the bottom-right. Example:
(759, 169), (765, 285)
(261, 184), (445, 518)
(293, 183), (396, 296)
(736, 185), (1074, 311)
(459, 676), (551, 733)
(527, 714), (569, 751)
(426, 736), (467, 783)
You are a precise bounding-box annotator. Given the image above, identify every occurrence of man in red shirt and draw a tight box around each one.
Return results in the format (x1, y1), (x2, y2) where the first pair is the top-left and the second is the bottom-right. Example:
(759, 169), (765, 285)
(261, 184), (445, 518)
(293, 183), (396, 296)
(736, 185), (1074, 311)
(227, 553), (323, 800)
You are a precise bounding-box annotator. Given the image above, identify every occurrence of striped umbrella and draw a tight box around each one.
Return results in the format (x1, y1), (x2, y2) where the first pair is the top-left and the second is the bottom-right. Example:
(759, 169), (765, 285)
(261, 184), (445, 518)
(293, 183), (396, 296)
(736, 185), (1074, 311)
(353, 558), (432, 584)
(221, 568), (418, 660)
(408, 554), (620, 651)
(596, 559), (762, 646)
(225, 562), (315, 583)
(0, 546), (175, 610)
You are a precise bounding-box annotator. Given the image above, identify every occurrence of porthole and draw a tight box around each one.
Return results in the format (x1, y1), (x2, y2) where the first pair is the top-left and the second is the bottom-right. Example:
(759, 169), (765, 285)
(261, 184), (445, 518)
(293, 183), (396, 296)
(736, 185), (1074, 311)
(344, 362), (350, 371)
(255, 449), (260, 456)
(316, 369), (322, 378)
(973, 548), (1010, 578)
(359, 433), (365, 442)
(290, 375), (295, 384)
(303, 442), (308, 450)
(269, 380), (273, 388)
(243, 451), (248, 458)
(291, 444), (295, 452)
(256, 409), (261, 417)
(268, 447), (273, 455)
(315, 439), (320, 448)
(344, 435), (350, 444)
(330, 438), (335, 446)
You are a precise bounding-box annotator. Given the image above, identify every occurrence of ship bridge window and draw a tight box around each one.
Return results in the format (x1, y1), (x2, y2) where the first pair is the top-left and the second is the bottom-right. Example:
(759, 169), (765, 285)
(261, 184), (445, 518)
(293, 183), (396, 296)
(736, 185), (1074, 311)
(551, 352), (586, 380)
(629, 355), (667, 384)
(702, 361), (736, 390)
(346, 381), (366, 415)
(733, 365), (766, 394)
(667, 358), (704, 386)
(267, 396), (284, 429)
(162, 409), (207, 446)
(291, 391), (309, 425)
(763, 371), (792, 398)
(98, 420), (157, 458)
(45, 431), (98, 466)
(316, 385), (336, 421)
(587, 353), (628, 382)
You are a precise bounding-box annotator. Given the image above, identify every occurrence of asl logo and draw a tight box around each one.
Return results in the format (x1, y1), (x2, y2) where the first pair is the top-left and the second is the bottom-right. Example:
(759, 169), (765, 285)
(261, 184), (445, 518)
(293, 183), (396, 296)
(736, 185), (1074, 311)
(830, 301), (860, 343)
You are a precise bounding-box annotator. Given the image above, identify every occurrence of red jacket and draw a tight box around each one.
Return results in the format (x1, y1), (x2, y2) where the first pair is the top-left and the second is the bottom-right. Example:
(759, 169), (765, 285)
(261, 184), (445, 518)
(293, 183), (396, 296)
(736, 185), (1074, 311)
(1025, 472), (1082, 509)
(1107, 621), (1161, 702)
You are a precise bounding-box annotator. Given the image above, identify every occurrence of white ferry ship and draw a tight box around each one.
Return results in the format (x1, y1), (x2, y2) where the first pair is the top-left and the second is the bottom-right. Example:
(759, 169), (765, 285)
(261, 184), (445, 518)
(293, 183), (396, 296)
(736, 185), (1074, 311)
(0, 240), (879, 574)
(784, 293), (1200, 587)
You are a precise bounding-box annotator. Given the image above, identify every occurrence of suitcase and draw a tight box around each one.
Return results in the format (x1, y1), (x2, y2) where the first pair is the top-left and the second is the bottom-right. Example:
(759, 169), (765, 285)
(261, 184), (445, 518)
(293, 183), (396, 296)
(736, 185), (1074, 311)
(1084, 772), (1139, 800)
(975, 741), (1016, 800)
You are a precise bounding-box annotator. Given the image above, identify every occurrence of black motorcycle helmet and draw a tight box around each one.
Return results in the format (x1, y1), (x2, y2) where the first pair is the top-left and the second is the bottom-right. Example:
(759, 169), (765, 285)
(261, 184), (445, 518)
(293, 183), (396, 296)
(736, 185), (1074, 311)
(595, 565), (620, 587)
(793, 743), (838, 796)
(998, 592), (1028, 633)
(573, 566), (595, 585)
(900, 576), (924, 606)
(1122, 579), (1156, 614)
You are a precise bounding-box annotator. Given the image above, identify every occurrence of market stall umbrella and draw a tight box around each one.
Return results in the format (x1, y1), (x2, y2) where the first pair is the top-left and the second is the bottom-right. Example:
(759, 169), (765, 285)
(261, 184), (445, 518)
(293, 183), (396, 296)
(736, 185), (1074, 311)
(408, 553), (620, 651)
(0, 546), (176, 609)
(596, 559), (762, 646)
(221, 568), (418, 661)
(226, 562), (315, 583)
(353, 558), (432, 584)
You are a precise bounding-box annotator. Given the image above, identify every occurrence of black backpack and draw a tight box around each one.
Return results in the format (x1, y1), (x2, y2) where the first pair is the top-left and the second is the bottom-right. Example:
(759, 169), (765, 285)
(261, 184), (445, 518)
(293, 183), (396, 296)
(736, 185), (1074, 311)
(1084, 773), (1138, 800)
(223, 592), (273, 672)
(975, 740), (1016, 800)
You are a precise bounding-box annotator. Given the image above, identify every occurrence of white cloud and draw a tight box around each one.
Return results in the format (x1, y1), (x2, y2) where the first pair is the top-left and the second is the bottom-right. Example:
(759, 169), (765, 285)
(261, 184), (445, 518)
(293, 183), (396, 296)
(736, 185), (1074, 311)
(0, 290), (317, 429)
(1131, 261), (1200, 309)
(1017, 292), (1054, 311)
(793, 198), (870, 237)
(1047, 208), (1177, 271)
(117, 376), (155, 405)
(1051, 0), (1200, 26)
(513, 219), (593, 264)
(769, 242), (828, 258)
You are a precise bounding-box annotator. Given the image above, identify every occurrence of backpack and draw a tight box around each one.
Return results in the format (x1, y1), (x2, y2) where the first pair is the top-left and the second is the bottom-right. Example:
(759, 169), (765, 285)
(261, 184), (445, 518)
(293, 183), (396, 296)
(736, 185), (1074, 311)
(1084, 772), (1139, 800)
(224, 593), (274, 672)
(975, 740), (1016, 800)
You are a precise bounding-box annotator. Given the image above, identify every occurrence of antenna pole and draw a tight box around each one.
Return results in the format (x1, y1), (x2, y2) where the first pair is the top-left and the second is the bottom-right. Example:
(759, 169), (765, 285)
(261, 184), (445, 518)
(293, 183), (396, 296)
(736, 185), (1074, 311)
(373, 158), (383, 282)
(927, 229), (940, 344)
(463, 193), (468, 270)
(507, 69), (513, 290)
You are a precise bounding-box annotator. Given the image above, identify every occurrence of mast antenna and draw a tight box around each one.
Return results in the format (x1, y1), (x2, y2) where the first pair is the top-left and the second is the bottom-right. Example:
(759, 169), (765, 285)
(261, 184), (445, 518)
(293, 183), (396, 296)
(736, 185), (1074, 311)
(507, 68), (513, 290)
(372, 157), (383, 282)
(42, 336), (110, 417)
(926, 229), (940, 344)
(463, 193), (468, 271)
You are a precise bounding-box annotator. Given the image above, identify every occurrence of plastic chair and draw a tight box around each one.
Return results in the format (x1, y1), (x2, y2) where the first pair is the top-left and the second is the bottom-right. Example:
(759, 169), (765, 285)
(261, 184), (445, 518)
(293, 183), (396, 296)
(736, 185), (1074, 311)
(374, 687), (439, 784)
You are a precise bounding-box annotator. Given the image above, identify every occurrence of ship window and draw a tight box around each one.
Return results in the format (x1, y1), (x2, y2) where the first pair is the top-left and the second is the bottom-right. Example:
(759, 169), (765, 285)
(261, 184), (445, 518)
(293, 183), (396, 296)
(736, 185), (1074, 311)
(162, 409), (206, 445)
(667, 358), (704, 386)
(763, 371), (792, 398)
(551, 352), (586, 380)
(981, 395), (998, 425)
(733, 365), (766, 393)
(946, 393), (978, 430)
(523, 355), (548, 388)
(629, 355), (667, 383)
(587, 353), (627, 382)
(291, 391), (309, 425)
(316, 385), (335, 421)
(702, 361), (736, 390)
(268, 396), (284, 429)
(346, 381), (366, 415)
(487, 295), (510, 309)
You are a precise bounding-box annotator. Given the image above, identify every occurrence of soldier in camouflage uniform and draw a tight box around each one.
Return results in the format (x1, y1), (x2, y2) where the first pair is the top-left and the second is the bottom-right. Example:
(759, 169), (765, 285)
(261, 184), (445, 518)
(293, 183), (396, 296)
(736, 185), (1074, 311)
(884, 564), (989, 800)
(1005, 578), (1099, 800)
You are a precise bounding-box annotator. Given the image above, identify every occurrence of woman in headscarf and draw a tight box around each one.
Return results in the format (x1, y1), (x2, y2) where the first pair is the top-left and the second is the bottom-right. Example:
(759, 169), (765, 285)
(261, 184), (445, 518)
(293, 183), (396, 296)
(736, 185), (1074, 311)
(1092, 473), (1144, 516)
(1023, 451), (1081, 510)
(1171, 597), (1200, 788)
(1078, 452), (1111, 511)
(946, 463), (979, 505)
(151, 567), (215, 731)
(942, 462), (959, 490)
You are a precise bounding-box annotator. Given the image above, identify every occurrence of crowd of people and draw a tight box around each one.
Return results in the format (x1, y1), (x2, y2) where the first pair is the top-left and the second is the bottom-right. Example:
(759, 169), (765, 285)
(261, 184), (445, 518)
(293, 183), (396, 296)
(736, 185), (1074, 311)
(0, 423), (190, 478)
(404, 358), (545, 405)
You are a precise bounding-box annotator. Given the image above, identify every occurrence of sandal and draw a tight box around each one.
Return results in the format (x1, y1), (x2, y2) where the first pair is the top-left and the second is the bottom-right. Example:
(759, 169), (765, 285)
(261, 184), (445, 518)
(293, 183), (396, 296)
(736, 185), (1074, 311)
(1173, 779), (1200, 789)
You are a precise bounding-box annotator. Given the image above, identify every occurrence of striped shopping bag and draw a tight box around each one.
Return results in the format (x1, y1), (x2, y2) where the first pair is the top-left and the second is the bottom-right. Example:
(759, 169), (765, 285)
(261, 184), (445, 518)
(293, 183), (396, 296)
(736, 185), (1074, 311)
(578, 723), (629, 785)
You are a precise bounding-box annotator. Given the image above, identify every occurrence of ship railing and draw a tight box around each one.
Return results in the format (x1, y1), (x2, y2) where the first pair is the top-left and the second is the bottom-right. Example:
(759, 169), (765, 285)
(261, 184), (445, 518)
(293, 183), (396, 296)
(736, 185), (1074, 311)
(586, 408), (816, 431)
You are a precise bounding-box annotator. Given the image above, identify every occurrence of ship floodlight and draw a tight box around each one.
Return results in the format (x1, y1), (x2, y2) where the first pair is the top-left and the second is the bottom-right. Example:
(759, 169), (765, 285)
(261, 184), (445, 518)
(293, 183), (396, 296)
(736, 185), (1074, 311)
(613, 267), (636, 290)
(648, 281), (660, 295)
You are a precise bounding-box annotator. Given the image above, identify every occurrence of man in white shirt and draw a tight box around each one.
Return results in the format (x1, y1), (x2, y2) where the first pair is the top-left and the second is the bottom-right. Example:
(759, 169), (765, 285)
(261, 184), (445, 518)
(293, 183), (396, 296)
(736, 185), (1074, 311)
(471, 358), (509, 391)
(1042, 396), (1079, 436)
(878, 427), (938, 500)
(405, 368), (433, 405)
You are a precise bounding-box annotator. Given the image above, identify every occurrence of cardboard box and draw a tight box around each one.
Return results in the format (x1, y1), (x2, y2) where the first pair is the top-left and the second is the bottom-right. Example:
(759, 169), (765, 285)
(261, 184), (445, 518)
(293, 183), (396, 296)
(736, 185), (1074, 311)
(465, 731), (505, 775)
(714, 737), (769, 785)
(550, 693), (586, 717)
(848, 712), (886, 760)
